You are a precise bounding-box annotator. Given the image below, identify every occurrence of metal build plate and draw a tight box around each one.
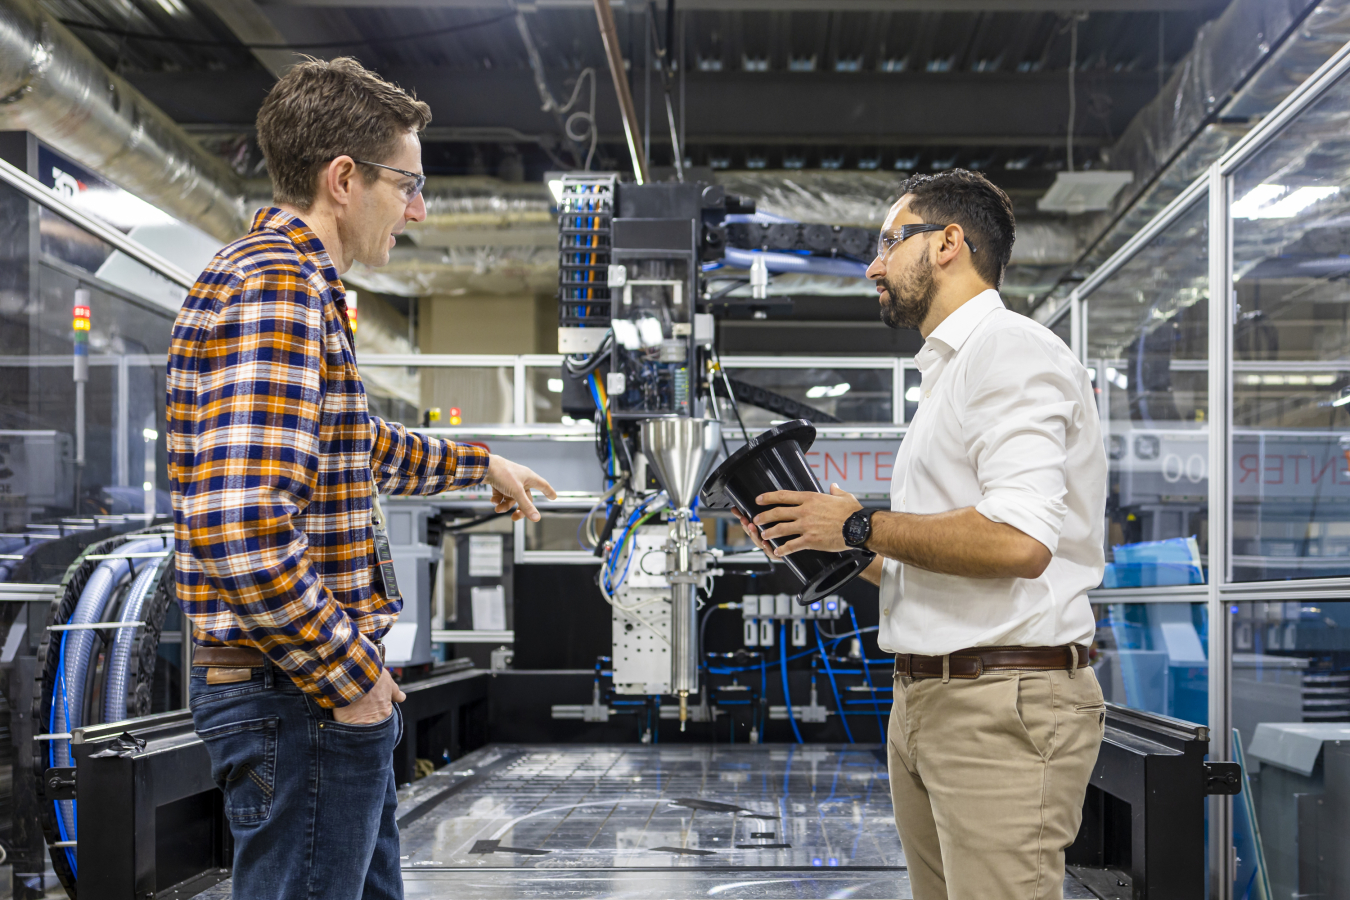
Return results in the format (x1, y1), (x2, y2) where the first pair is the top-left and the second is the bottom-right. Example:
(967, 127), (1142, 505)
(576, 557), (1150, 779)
(192, 744), (1097, 899)
(612, 526), (673, 695)
(395, 744), (903, 871)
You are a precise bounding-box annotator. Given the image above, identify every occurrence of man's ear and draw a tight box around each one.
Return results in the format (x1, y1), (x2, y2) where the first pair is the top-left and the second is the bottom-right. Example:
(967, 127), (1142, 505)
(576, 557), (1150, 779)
(323, 155), (358, 208)
(936, 224), (966, 266)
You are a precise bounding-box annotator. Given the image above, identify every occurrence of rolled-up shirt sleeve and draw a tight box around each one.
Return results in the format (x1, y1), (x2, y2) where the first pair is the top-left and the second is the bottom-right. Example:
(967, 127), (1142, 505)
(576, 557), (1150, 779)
(369, 417), (490, 495)
(961, 333), (1083, 555)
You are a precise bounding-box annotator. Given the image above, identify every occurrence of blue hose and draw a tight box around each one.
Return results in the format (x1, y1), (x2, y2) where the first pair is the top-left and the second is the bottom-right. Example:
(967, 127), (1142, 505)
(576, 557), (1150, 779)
(52, 536), (167, 844)
(50, 634), (76, 877)
(723, 247), (868, 279)
(780, 623), (803, 743)
(815, 622), (854, 743)
(850, 607), (887, 741)
(101, 560), (163, 723)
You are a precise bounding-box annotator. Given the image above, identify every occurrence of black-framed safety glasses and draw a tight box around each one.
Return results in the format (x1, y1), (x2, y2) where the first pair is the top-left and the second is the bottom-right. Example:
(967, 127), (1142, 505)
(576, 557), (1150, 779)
(353, 159), (426, 203)
(876, 223), (977, 259)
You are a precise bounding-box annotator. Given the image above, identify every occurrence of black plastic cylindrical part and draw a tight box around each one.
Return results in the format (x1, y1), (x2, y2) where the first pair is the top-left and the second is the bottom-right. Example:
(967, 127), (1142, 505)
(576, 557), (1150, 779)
(700, 419), (874, 605)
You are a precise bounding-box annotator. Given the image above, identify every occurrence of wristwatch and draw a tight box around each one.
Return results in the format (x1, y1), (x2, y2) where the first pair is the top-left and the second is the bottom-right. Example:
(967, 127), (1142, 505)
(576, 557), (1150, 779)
(842, 508), (877, 548)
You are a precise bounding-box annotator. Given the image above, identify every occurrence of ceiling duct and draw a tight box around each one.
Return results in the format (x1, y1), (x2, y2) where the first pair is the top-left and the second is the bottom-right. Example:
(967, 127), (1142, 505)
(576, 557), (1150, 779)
(1033, 0), (1350, 319)
(0, 0), (246, 243)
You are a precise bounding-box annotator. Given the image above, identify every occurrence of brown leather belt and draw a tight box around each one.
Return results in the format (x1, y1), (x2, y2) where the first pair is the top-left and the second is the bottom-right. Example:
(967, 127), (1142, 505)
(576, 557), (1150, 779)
(193, 646), (266, 668)
(894, 644), (1089, 680)
(193, 641), (386, 668)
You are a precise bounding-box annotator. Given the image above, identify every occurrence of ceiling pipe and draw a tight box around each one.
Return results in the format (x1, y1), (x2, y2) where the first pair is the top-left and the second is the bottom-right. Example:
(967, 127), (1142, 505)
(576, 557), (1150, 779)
(0, 0), (246, 242)
(592, 0), (649, 184)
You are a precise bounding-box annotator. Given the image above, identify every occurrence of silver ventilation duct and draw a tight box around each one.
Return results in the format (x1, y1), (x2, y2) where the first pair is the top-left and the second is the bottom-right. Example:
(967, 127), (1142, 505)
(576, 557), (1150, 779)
(0, 0), (246, 242)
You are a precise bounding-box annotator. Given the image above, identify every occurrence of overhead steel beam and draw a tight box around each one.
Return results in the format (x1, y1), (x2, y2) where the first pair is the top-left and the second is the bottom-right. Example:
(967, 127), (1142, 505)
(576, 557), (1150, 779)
(207, 0), (305, 78)
(129, 68), (1157, 144)
(183, 121), (1114, 148)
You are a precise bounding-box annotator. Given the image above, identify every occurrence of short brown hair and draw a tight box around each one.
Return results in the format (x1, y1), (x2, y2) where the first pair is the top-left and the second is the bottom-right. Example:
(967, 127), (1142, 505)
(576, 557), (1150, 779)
(896, 169), (1016, 289)
(256, 56), (432, 210)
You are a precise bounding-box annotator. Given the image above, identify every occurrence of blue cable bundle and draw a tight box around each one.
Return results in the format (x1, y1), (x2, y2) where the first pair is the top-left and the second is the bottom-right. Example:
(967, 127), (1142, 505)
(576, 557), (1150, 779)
(850, 607), (887, 741)
(815, 621), (854, 743)
(780, 622), (803, 743)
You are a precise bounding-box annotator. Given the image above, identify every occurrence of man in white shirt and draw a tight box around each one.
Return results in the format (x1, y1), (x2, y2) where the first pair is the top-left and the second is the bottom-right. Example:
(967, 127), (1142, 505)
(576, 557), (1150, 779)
(738, 169), (1107, 900)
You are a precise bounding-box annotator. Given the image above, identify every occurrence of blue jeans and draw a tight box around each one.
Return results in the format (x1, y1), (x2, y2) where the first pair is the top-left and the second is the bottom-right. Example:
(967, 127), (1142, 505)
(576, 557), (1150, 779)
(189, 663), (404, 900)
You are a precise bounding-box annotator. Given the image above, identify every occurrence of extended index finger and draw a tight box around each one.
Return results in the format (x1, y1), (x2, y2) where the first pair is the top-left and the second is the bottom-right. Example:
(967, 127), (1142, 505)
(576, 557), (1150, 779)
(755, 490), (818, 506)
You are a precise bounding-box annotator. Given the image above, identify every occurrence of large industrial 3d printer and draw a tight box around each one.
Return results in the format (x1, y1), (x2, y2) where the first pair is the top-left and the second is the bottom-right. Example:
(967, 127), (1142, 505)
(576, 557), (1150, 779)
(0, 173), (1241, 900)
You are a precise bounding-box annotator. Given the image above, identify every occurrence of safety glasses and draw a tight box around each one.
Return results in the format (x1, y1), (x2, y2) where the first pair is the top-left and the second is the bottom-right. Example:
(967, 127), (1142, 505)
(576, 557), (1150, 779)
(876, 223), (977, 258)
(353, 159), (426, 203)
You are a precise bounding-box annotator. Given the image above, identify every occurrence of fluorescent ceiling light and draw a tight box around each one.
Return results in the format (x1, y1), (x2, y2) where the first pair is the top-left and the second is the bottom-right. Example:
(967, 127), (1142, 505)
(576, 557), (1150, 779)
(1036, 171), (1134, 215)
(904, 386), (921, 402)
(547, 378), (564, 393)
(1231, 184), (1285, 218)
(805, 383), (850, 399)
(1233, 183), (1339, 219)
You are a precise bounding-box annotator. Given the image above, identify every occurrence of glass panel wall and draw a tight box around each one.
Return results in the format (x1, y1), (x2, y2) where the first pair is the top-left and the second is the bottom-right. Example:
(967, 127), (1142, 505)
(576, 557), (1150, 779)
(525, 364), (566, 424)
(0, 180), (174, 527)
(1229, 68), (1350, 583)
(1049, 310), (1072, 348)
(720, 364), (895, 429)
(1093, 601), (1210, 724)
(1084, 199), (1210, 588)
(1231, 599), (1350, 900)
(360, 364), (515, 426)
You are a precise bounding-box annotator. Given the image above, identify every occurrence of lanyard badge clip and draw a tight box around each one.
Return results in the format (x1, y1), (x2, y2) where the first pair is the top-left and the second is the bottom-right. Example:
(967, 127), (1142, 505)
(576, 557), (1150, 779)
(369, 493), (403, 603)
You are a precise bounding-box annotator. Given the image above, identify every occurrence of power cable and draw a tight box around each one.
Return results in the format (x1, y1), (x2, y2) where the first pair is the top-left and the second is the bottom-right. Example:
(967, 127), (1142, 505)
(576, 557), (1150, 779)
(711, 346), (750, 443)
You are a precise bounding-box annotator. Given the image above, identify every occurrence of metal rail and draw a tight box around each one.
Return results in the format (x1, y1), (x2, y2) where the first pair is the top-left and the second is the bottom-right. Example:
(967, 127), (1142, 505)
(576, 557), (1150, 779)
(0, 157), (195, 293)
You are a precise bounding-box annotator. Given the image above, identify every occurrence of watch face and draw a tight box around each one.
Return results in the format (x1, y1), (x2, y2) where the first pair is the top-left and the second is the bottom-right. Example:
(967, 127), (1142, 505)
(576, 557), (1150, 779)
(844, 511), (868, 545)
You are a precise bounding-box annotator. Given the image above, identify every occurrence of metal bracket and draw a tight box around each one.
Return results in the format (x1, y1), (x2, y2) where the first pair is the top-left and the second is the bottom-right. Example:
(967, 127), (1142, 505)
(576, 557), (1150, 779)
(43, 766), (76, 801)
(1203, 761), (1242, 795)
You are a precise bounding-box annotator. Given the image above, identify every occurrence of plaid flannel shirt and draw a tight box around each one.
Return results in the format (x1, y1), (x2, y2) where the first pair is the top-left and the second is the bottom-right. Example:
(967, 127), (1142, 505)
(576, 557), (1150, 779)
(167, 208), (490, 707)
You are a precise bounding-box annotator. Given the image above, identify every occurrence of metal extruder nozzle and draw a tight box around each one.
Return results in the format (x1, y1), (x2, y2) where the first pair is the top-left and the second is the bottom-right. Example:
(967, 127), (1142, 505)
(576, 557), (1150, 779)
(679, 690), (688, 731)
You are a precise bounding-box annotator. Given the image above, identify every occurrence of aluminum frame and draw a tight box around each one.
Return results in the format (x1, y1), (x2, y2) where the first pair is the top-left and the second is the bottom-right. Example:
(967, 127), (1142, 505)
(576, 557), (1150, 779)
(355, 352), (913, 428)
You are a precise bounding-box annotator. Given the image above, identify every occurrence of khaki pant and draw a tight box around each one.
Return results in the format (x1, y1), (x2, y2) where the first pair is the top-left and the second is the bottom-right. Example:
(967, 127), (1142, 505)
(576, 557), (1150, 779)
(887, 664), (1106, 900)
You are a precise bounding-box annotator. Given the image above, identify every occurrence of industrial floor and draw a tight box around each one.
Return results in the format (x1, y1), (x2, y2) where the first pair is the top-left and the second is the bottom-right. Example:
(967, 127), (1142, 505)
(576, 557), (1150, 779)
(194, 744), (1097, 899)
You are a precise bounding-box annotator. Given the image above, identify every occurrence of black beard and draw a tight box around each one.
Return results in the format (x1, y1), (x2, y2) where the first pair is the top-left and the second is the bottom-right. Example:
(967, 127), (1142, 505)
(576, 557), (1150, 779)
(878, 253), (937, 330)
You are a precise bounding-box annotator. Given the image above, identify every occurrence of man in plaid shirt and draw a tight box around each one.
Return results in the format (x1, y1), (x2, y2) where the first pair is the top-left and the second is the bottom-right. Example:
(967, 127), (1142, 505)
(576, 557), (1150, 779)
(168, 57), (554, 899)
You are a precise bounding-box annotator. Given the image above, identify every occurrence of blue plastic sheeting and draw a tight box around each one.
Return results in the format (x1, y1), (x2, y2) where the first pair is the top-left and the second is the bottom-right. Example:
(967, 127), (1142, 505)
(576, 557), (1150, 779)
(1102, 535), (1205, 588)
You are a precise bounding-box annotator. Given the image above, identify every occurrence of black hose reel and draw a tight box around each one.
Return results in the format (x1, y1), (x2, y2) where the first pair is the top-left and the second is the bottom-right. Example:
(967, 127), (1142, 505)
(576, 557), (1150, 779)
(33, 527), (178, 898)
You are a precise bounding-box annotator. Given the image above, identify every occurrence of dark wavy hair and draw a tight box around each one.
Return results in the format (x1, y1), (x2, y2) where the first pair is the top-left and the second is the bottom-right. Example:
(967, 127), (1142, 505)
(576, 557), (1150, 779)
(896, 169), (1016, 289)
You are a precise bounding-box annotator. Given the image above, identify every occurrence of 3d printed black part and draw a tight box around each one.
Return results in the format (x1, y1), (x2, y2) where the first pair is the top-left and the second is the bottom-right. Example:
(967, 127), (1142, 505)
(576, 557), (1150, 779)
(700, 419), (874, 606)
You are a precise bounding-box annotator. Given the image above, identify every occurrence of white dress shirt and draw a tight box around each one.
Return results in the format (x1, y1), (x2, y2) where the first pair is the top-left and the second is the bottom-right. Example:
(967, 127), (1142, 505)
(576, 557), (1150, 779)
(876, 289), (1105, 655)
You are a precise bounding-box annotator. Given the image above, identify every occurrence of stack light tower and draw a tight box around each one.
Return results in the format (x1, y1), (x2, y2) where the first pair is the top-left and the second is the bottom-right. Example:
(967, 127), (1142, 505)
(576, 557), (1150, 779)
(72, 288), (90, 510)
